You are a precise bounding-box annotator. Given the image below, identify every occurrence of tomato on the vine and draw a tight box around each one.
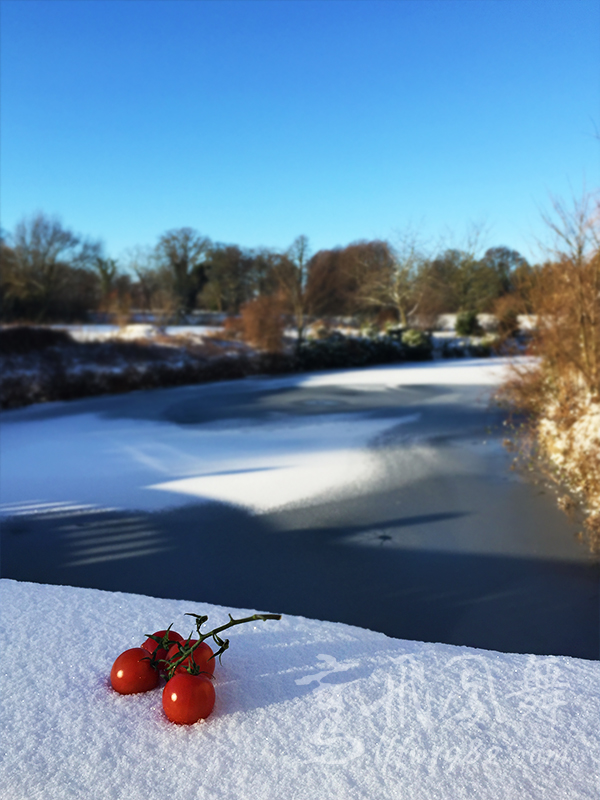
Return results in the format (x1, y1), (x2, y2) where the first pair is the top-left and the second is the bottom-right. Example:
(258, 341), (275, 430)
(141, 629), (184, 663)
(109, 611), (280, 723)
(166, 640), (215, 677)
(162, 673), (216, 724)
(110, 648), (159, 695)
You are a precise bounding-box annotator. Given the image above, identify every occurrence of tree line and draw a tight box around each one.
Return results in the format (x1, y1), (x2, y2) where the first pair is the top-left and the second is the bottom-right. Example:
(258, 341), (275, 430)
(0, 212), (535, 336)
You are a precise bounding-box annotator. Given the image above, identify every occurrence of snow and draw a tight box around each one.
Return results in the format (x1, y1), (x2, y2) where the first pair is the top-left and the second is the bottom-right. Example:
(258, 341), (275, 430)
(1, 358), (598, 796)
(0, 358), (519, 517)
(434, 314), (537, 332)
(0, 402), (403, 516)
(538, 398), (600, 510)
(50, 324), (225, 342)
(145, 358), (510, 513)
(300, 357), (516, 388)
(0, 578), (597, 799)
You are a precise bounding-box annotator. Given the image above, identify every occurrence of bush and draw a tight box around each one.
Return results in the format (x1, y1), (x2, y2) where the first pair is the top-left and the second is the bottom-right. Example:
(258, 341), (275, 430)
(384, 324), (404, 340)
(221, 315), (244, 340)
(308, 319), (334, 340)
(401, 328), (429, 348)
(399, 328), (433, 360)
(495, 193), (600, 552)
(240, 295), (286, 353)
(493, 295), (521, 339)
(0, 325), (74, 355)
(498, 308), (519, 338)
(298, 332), (402, 371)
(360, 322), (381, 339)
(441, 340), (467, 358)
(440, 333), (495, 359)
(455, 310), (482, 336)
(468, 341), (493, 357)
(296, 329), (434, 371)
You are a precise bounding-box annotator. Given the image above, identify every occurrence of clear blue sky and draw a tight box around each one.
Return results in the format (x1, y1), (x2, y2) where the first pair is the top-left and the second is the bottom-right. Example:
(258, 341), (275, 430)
(1, 0), (598, 265)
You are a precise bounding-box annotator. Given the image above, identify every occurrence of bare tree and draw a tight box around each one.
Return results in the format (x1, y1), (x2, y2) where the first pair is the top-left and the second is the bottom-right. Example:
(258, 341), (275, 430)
(240, 294), (286, 353)
(540, 190), (600, 268)
(198, 244), (256, 313)
(355, 234), (425, 327)
(500, 189), (600, 553)
(125, 245), (175, 323)
(7, 212), (100, 320)
(274, 235), (312, 346)
(534, 191), (600, 393)
(155, 227), (210, 316)
(481, 247), (530, 295)
(304, 247), (349, 317)
(93, 256), (118, 309)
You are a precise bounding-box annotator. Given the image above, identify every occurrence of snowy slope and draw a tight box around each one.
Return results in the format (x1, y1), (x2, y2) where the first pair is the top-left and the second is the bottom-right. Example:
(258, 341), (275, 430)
(1, 578), (598, 800)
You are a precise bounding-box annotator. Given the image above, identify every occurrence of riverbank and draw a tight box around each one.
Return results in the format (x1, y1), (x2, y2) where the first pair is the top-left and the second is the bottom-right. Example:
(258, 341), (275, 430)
(538, 395), (600, 551)
(0, 323), (495, 410)
(497, 361), (600, 555)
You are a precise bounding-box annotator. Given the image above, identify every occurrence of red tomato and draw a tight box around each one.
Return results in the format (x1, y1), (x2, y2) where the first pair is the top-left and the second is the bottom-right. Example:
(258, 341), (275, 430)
(141, 629), (184, 663)
(166, 639), (215, 677)
(162, 673), (216, 724)
(110, 647), (159, 695)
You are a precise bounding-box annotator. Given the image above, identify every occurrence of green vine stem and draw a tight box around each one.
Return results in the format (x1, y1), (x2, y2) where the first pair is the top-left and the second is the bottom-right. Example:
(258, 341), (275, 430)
(149, 612), (282, 680)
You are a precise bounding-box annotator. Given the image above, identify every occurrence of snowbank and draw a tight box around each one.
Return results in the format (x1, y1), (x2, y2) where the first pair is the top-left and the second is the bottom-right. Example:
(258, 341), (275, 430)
(52, 324), (225, 342)
(0, 579), (598, 800)
(300, 357), (517, 387)
(435, 314), (537, 332)
(536, 396), (600, 549)
(538, 398), (600, 508)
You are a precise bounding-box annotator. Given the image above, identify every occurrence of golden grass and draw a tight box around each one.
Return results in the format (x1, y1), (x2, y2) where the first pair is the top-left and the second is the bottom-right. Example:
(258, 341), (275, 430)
(496, 194), (600, 552)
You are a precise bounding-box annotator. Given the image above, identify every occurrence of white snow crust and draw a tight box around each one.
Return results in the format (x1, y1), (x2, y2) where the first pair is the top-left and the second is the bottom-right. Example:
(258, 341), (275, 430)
(0, 358), (521, 519)
(50, 324), (224, 342)
(0, 578), (598, 799)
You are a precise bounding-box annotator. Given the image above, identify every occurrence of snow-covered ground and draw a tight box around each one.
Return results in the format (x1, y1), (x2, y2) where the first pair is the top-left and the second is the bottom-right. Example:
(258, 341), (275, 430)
(539, 397), (600, 515)
(50, 324), (225, 341)
(1, 578), (598, 799)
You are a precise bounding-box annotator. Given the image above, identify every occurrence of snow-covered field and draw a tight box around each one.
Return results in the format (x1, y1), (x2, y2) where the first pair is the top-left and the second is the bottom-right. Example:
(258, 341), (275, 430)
(50, 323), (225, 341)
(1, 578), (598, 799)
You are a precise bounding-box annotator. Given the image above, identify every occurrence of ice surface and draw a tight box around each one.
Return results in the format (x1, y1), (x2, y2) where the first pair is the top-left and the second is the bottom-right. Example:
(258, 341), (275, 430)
(0, 578), (598, 799)
(300, 357), (527, 388)
(0, 358), (521, 517)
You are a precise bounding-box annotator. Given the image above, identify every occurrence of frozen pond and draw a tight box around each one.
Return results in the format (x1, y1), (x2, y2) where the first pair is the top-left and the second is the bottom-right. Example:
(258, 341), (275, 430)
(1, 358), (598, 659)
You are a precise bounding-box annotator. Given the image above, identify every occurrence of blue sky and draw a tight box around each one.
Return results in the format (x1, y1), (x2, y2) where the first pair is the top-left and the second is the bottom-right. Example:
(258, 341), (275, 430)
(1, 0), (598, 265)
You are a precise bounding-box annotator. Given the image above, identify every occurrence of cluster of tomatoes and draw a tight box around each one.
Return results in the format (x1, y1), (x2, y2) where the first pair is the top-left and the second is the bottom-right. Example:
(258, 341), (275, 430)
(110, 627), (217, 724)
(110, 610), (281, 725)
